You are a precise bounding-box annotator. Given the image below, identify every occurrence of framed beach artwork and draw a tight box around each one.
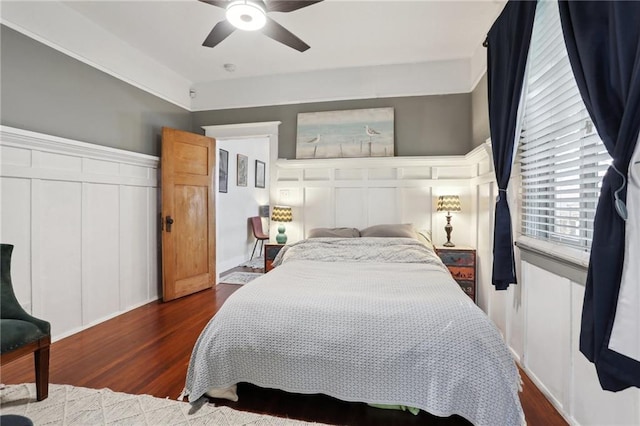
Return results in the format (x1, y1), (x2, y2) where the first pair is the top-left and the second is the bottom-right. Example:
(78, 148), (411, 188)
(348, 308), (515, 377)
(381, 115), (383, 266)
(237, 154), (248, 186)
(218, 149), (229, 193)
(296, 107), (394, 159)
(255, 160), (266, 188)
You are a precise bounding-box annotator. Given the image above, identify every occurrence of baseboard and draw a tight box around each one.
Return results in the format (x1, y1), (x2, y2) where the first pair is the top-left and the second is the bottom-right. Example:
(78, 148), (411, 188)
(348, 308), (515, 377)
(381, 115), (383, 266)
(515, 358), (575, 426)
(217, 255), (250, 275)
(52, 297), (159, 343)
(509, 346), (522, 364)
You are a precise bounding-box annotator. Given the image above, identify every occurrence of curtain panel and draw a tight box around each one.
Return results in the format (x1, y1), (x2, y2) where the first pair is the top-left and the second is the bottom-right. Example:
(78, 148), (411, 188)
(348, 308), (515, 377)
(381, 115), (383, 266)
(559, 0), (640, 391)
(486, 0), (537, 290)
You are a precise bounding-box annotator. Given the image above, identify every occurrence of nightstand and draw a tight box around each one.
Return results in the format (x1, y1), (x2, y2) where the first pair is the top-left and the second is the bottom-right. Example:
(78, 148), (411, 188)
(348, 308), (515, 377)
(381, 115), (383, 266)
(264, 243), (285, 272)
(435, 246), (476, 303)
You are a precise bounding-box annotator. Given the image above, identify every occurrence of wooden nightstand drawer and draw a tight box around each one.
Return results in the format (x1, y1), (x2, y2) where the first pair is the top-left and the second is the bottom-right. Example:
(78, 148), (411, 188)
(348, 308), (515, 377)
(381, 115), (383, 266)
(457, 280), (475, 300)
(264, 244), (285, 272)
(447, 266), (475, 281)
(435, 246), (476, 303)
(437, 251), (475, 266)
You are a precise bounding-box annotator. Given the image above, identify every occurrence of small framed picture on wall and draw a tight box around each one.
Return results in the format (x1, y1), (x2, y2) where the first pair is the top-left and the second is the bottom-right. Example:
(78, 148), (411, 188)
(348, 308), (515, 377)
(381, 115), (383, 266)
(237, 154), (248, 187)
(255, 160), (265, 188)
(219, 149), (229, 193)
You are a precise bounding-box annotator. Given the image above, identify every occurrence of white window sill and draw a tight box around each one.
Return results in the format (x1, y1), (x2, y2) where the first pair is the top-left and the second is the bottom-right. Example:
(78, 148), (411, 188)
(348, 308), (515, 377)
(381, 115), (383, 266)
(515, 236), (590, 285)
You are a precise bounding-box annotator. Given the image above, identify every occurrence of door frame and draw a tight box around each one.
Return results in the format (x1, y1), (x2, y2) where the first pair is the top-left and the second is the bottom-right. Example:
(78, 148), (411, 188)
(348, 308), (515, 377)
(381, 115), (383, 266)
(201, 121), (281, 283)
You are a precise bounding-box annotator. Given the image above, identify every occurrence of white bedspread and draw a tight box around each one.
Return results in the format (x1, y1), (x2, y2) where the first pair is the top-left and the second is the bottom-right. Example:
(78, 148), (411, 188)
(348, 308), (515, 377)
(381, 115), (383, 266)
(185, 238), (524, 425)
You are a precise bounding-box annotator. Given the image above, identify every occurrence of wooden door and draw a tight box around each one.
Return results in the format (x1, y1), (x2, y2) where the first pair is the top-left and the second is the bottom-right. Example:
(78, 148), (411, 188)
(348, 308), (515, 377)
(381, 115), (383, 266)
(161, 127), (216, 301)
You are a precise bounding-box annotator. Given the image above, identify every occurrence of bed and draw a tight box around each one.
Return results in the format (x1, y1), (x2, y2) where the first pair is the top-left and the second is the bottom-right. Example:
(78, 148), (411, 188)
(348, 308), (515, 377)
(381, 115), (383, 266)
(184, 233), (525, 425)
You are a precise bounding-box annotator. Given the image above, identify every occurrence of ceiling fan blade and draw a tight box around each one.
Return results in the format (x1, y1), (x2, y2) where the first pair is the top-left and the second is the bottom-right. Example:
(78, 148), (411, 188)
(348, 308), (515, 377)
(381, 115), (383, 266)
(262, 16), (310, 52)
(264, 1), (323, 13)
(203, 20), (236, 48)
(254, 0), (268, 10)
(198, 0), (229, 8)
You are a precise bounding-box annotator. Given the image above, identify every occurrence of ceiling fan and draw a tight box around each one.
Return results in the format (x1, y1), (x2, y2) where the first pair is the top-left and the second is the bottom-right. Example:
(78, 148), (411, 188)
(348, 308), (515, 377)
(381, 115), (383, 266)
(199, 0), (324, 52)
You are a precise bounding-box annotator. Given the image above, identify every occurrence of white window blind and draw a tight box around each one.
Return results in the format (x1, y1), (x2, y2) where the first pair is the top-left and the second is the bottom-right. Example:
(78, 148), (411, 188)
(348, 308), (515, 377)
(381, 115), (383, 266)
(519, 0), (610, 250)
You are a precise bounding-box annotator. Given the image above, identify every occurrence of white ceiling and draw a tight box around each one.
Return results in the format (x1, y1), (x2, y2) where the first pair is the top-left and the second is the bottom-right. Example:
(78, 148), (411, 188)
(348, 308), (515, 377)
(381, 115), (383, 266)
(1, 0), (506, 110)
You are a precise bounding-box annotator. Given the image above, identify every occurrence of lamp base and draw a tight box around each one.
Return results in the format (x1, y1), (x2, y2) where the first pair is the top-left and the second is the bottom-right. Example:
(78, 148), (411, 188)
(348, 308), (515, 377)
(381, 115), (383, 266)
(443, 214), (455, 247)
(275, 224), (287, 244)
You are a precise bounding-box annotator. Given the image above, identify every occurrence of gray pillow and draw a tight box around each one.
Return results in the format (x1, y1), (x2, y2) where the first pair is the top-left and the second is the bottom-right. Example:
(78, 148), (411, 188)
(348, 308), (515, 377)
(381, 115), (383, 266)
(360, 223), (418, 239)
(307, 227), (360, 238)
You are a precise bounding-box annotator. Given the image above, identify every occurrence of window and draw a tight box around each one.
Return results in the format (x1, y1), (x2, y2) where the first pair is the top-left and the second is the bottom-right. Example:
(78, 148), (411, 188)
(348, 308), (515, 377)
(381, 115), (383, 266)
(519, 0), (610, 250)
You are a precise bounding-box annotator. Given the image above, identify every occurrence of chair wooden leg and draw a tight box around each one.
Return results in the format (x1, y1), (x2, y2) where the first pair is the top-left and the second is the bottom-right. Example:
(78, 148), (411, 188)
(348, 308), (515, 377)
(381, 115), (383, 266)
(34, 344), (50, 401)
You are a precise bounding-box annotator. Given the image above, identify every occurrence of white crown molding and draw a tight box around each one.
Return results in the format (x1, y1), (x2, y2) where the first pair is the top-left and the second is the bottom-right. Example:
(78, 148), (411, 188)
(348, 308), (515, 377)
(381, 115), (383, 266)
(192, 59), (474, 111)
(275, 156), (460, 169)
(275, 155), (464, 169)
(465, 141), (491, 164)
(1, 1), (192, 110)
(275, 144), (489, 170)
(201, 122), (282, 139)
(0, 126), (159, 168)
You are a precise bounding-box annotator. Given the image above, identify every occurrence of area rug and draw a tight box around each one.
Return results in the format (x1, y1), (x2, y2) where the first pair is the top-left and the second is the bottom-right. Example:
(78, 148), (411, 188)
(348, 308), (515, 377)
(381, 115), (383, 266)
(219, 272), (263, 285)
(239, 257), (264, 269)
(0, 384), (324, 425)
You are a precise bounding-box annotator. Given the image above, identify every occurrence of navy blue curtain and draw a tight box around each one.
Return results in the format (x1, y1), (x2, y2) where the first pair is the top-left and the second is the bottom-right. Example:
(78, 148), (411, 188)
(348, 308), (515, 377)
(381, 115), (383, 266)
(559, 1), (640, 391)
(487, 1), (537, 290)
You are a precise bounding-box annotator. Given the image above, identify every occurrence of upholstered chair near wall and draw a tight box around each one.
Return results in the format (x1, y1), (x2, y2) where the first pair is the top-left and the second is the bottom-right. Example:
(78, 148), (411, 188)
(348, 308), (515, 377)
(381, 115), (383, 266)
(0, 244), (51, 401)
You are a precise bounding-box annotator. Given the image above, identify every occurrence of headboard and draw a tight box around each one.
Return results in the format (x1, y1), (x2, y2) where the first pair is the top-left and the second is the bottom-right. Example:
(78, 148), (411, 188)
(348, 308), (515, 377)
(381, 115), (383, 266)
(270, 147), (491, 248)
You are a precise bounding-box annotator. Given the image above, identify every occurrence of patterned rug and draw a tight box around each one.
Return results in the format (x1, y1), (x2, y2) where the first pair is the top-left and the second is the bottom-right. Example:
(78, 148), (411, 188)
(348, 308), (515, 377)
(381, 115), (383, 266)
(239, 257), (265, 269)
(219, 272), (263, 285)
(0, 384), (323, 425)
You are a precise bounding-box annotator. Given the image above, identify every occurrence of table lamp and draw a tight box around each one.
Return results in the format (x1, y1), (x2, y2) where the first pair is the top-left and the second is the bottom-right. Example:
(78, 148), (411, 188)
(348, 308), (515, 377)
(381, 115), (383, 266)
(271, 206), (293, 244)
(436, 195), (461, 247)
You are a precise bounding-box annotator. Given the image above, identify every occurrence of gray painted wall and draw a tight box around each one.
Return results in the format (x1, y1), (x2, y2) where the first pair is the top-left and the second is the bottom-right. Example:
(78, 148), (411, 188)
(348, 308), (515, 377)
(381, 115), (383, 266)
(471, 73), (490, 148)
(0, 25), (192, 156)
(193, 94), (472, 159)
(2, 24), (478, 159)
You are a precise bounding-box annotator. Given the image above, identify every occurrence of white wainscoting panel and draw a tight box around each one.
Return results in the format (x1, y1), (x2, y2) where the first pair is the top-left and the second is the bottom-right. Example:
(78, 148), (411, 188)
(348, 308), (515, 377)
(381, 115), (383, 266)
(367, 187), (398, 225)
(570, 283), (640, 426)
(487, 286), (508, 340)
(335, 188), (366, 228)
(505, 282), (525, 364)
(82, 183), (120, 326)
(512, 257), (640, 426)
(400, 166), (431, 179)
(0, 126), (159, 341)
(400, 187), (432, 231)
(120, 185), (155, 310)
(475, 181), (494, 315)
(41, 151), (82, 172)
(0, 177), (32, 310)
(2, 145), (32, 167)
(84, 158), (119, 176)
(303, 187), (333, 232)
(273, 150), (489, 243)
(522, 262), (572, 412)
(38, 180), (83, 336)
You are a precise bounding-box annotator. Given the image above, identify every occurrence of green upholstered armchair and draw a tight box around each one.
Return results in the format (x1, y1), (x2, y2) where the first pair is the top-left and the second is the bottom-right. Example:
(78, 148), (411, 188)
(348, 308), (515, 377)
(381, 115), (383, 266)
(0, 244), (50, 401)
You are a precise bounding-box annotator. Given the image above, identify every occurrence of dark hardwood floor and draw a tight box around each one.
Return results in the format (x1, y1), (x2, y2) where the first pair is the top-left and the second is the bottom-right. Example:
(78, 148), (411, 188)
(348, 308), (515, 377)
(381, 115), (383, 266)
(1, 266), (567, 425)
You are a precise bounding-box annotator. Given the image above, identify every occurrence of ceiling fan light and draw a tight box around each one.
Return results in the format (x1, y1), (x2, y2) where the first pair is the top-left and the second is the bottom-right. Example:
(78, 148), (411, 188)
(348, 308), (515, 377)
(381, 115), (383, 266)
(226, 1), (266, 31)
